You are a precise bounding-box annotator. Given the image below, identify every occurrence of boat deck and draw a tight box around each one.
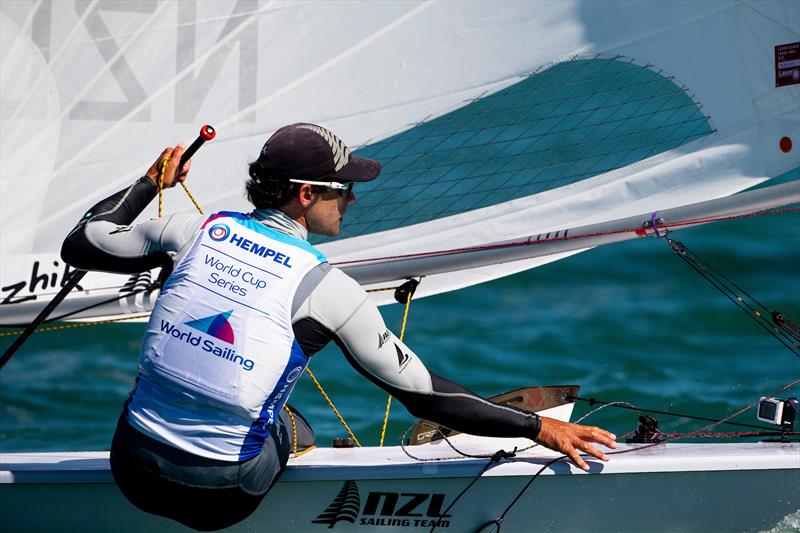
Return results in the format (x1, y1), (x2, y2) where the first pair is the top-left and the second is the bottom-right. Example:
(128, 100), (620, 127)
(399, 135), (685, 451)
(2, 441), (798, 484)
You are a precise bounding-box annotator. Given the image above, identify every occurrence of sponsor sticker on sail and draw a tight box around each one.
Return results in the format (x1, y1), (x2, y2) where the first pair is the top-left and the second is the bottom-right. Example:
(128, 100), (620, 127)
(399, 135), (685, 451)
(775, 42), (800, 87)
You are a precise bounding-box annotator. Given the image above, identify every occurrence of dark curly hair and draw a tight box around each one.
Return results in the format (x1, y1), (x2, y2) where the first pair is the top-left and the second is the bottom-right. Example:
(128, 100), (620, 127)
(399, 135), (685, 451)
(246, 159), (325, 209)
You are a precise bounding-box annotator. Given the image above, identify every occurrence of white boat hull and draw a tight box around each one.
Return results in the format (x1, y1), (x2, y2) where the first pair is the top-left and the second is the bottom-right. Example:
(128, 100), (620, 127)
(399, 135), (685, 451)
(2, 441), (798, 533)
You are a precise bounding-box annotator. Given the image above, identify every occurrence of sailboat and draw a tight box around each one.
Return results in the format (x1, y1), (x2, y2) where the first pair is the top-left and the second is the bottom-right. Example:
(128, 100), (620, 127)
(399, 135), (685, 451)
(1, 1), (798, 532)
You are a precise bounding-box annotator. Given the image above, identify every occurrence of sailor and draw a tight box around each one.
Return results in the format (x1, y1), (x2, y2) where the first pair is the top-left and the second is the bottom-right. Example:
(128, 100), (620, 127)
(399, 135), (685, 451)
(61, 123), (617, 531)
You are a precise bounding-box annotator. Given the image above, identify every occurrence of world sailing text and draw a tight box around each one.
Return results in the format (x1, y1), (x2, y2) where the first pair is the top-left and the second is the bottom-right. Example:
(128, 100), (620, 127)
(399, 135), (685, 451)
(159, 320), (254, 371)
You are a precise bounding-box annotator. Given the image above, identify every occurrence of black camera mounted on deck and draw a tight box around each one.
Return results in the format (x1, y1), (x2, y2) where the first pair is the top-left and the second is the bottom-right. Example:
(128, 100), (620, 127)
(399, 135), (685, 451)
(757, 397), (797, 438)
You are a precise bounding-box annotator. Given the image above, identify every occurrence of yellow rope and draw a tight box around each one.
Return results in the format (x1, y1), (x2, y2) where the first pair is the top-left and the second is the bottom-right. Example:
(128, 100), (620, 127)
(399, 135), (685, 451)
(283, 404), (317, 458)
(305, 367), (361, 447)
(180, 182), (204, 215)
(379, 292), (413, 446)
(11, 161), (359, 453)
(157, 156), (203, 216)
(2, 156), (200, 339)
(285, 404), (298, 455)
(158, 158), (168, 217)
(0, 313), (152, 337)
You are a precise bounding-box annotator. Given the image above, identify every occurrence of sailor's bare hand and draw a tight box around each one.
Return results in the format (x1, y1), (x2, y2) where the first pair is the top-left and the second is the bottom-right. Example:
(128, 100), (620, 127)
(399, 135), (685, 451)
(145, 144), (191, 188)
(534, 417), (617, 471)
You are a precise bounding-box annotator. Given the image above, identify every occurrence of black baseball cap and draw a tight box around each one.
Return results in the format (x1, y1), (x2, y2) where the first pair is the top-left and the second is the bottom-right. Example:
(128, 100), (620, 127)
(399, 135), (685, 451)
(256, 123), (381, 182)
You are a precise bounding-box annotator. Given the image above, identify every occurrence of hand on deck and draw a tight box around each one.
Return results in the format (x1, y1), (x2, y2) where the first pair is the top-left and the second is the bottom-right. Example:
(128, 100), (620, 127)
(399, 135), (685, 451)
(145, 144), (191, 188)
(534, 417), (617, 471)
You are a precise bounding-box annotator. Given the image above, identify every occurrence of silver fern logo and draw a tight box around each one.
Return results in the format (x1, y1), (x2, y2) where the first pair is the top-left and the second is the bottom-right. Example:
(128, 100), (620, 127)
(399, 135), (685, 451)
(297, 124), (352, 171)
(312, 480), (361, 528)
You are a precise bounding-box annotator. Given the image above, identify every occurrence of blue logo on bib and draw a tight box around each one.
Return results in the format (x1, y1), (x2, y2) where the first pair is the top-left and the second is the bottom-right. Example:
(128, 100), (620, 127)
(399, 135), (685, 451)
(209, 223), (230, 241)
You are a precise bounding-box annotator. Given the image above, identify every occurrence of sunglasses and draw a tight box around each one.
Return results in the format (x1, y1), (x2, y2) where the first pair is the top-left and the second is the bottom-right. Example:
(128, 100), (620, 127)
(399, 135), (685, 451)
(289, 178), (354, 197)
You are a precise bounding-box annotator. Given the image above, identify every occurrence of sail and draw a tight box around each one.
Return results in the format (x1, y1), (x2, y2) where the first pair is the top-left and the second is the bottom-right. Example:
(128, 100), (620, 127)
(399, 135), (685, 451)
(1, 0), (798, 318)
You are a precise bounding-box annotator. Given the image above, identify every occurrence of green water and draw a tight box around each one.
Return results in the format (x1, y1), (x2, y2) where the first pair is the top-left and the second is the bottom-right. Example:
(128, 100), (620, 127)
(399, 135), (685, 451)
(1, 207), (797, 453)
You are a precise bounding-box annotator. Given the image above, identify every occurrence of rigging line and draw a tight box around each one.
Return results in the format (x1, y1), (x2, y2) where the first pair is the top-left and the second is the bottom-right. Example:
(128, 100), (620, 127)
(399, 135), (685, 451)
(399, 421), (537, 463)
(0, 313), (151, 337)
(611, 377), (800, 453)
(428, 450), (522, 533)
(424, 375), (800, 530)
(670, 239), (776, 315)
(304, 367), (361, 447)
(462, 455), (566, 533)
(677, 255), (780, 338)
(568, 396), (779, 431)
(0, 268), (86, 370)
(41, 1), (275, 220)
(574, 400), (639, 424)
(656, 431), (799, 439)
(669, 241), (800, 357)
(379, 290), (414, 447)
(2, 132), (209, 330)
(332, 207), (800, 267)
(481, 376), (800, 531)
(676, 255), (800, 357)
(282, 404), (317, 458)
(0, 283), (157, 330)
(217, 0), (437, 128)
(0, 132), (209, 366)
(773, 313), (800, 343)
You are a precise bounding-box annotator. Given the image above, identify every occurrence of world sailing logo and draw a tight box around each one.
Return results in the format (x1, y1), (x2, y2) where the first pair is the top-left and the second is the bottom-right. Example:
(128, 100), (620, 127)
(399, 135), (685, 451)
(208, 223), (230, 241)
(159, 311), (254, 371)
(185, 311), (235, 344)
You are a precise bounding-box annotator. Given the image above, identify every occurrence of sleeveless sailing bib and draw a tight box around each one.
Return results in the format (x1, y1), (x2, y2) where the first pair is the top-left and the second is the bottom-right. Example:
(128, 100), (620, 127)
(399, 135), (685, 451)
(127, 212), (326, 461)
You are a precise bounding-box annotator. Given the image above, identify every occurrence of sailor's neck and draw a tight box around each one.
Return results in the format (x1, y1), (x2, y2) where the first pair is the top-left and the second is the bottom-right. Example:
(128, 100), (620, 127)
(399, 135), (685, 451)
(250, 208), (308, 241)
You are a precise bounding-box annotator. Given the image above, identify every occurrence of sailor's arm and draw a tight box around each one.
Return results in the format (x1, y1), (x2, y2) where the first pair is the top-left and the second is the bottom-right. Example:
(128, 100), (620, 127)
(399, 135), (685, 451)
(297, 268), (543, 439)
(61, 145), (203, 273)
(295, 268), (618, 468)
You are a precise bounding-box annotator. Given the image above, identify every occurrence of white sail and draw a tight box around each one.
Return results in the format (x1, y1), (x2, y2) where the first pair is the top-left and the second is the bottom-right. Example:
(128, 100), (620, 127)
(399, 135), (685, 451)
(1, 0), (797, 316)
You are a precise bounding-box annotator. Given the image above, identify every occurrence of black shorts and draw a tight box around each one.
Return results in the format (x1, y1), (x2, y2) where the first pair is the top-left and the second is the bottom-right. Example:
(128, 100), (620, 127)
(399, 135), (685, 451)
(110, 412), (291, 531)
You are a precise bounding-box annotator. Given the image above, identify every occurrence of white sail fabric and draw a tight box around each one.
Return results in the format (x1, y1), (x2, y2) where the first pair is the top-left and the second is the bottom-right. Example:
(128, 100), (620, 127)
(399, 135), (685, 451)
(0, 0), (797, 314)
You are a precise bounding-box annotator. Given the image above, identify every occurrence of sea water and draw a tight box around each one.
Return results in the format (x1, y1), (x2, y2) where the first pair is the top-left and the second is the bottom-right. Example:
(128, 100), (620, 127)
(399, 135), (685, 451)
(1, 204), (798, 531)
(1, 206), (797, 451)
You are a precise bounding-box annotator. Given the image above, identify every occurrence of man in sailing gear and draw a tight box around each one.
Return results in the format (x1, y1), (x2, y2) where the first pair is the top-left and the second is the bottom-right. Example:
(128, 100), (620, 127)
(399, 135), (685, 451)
(62, 123), (617, 531)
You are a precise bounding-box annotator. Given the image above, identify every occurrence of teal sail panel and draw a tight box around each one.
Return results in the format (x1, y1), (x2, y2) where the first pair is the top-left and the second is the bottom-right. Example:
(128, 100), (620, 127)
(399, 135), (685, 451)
(316, 56), (713, 243)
